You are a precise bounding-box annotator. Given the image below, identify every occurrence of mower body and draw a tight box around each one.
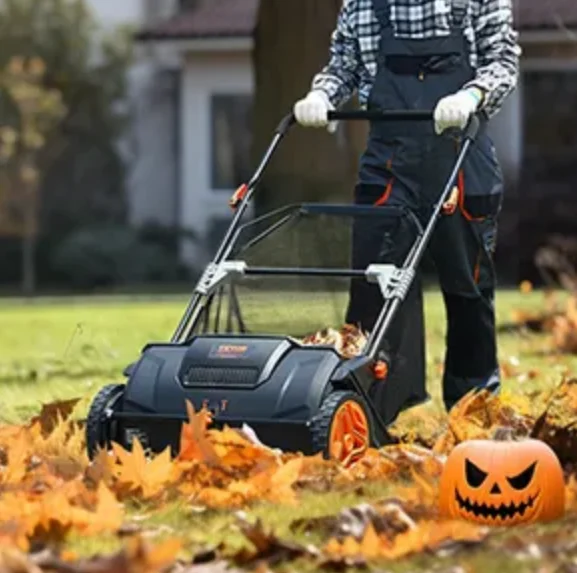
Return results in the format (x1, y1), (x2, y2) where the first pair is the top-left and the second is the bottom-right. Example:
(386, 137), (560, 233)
(112, 335), (365, 455)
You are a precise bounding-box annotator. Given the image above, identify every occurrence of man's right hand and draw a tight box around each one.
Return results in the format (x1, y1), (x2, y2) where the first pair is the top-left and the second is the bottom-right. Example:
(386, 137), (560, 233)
(293, 91), (337, 133)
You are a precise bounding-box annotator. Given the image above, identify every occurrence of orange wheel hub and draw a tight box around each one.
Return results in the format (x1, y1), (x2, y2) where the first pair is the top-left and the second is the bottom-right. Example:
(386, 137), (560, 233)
(328, 400), (370, 466)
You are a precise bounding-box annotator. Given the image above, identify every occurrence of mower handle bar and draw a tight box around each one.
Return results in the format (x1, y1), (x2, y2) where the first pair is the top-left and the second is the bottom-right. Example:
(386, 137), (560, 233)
(227, 110), (481, 211)
(171, 108), (482, 343)
(275, 109), (481, 138)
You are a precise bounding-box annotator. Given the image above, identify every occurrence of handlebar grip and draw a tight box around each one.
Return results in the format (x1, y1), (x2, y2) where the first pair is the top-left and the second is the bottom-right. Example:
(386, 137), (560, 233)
(328, 110), (434, 121)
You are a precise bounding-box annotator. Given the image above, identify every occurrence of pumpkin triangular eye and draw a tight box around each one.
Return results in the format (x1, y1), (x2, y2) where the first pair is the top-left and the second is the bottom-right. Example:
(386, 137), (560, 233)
(507, 462), (537, 490)
(465, 458), (488, 488)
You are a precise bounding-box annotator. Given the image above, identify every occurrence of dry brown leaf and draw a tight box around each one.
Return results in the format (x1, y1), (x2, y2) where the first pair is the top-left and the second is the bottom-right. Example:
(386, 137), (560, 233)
(110, 439), (180, 500)
(531, 377), (577, 466)
(28, 398), (81, 437)
(233, 514), (317, 567)
(324, 518), (488, 561)
(433, 389), (533, 455)
(25, 535), (182, 573)
(177, 401), (220, 465)
(0, 547), (43, 573)
(1, 430), (30, 485)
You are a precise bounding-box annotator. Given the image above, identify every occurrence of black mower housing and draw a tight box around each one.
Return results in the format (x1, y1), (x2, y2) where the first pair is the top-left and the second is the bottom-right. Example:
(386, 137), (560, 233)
(113, 335), (378, 455)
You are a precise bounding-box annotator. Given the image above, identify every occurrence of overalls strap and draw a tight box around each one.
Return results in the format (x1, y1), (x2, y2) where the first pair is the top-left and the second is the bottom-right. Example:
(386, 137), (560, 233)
(372, 0), (392, 28)
(451, 0), (469, 28)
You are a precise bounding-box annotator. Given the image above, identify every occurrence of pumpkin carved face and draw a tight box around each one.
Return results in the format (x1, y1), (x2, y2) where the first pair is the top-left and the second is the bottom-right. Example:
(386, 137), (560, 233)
(438, 438), (565, 525)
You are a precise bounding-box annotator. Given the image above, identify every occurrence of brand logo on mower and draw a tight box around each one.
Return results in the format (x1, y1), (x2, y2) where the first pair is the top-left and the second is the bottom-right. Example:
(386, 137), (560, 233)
(201, 399), (228, 415)
(210, 344), (249, 358)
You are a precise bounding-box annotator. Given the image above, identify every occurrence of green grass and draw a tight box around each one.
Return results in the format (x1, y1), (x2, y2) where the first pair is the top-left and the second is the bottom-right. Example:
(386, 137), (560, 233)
(0, 287), (575, 569)
(0, 287), (571, 421)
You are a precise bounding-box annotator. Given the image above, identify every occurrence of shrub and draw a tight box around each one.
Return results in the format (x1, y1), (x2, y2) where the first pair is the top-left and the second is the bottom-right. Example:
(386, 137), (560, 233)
(50, 224), (194, 288)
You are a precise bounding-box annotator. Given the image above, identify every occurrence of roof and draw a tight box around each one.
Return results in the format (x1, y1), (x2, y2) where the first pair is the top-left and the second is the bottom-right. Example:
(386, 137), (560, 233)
(136, 0), (577, 42)
(136, 0), (258, 41)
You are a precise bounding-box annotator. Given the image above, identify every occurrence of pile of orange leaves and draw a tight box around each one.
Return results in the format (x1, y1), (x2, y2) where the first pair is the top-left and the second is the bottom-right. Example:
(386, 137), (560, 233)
(3, 378), (577, 571)
(301, 324), (368, 358)
(510, 287), (577, 353)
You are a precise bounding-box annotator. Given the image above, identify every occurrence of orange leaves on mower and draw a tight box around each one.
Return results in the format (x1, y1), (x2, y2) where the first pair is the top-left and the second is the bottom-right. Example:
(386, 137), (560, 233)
(301, 324), (368, 358)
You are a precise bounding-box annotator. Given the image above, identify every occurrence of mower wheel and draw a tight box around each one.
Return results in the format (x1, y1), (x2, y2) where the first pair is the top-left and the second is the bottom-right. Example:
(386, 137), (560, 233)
(311, 390), (372, 466)
(85, 383), (125, 460)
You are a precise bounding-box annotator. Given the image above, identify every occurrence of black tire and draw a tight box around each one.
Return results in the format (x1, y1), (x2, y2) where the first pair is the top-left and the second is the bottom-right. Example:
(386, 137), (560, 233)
(85, 383), (125, 460)
(310, 390), (373, 462)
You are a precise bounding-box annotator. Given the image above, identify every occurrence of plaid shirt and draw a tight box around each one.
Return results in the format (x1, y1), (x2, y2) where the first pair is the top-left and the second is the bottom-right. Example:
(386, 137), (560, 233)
(311, 0), (521, 118)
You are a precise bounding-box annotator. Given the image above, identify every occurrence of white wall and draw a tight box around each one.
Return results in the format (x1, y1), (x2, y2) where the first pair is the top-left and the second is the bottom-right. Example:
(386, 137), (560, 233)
(83, 0), (183, 228)
(487, 76), (523, 186)
(86, 0), (143, 27)
(179, 50), (254, 267)
(125, 67), (179, 227)
(86, 0), (179, 28)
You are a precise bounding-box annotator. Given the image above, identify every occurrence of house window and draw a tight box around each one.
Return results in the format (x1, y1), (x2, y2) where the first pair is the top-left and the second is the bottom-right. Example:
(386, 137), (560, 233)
(210, 94), (253, 191)
(523, 71), (577, 167)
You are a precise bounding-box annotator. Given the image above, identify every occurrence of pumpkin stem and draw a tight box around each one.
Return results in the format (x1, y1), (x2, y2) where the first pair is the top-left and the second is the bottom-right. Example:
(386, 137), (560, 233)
(492, 426), (515, 441)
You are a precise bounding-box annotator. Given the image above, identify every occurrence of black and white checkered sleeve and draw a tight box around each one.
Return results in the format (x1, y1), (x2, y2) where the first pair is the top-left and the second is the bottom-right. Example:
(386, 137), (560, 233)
(464, 0), (521, 117)
(311, 0), (366, 108)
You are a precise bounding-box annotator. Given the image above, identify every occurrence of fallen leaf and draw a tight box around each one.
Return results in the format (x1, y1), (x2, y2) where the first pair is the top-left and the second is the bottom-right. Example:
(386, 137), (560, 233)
(531, 378), (577, 466)
(29, 398), (81, 437)
(177, 402), (220, 465)
(111, 439), (180, 500)
(233, 514), (317, 566)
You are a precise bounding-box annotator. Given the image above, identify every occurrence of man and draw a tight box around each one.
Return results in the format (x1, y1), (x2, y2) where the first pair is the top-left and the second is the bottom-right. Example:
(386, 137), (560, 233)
(293, 0), (520, 412)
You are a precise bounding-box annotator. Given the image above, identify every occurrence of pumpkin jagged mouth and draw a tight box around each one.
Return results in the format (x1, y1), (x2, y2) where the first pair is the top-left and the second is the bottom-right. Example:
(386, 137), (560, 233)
(455, 489), (538, 520)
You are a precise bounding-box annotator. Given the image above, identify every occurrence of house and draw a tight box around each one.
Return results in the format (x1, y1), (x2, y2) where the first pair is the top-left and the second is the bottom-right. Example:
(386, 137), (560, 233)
(133, 0), (577, 273)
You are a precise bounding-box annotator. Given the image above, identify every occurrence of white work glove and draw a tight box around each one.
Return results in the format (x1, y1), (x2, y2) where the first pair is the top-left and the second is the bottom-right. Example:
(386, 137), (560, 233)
(433, 88), (483, 135)
(293, 90), (337, 134)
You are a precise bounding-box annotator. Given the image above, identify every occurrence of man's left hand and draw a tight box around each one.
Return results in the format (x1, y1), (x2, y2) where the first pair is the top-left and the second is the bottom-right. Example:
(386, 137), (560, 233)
(433, 88), (483, 134)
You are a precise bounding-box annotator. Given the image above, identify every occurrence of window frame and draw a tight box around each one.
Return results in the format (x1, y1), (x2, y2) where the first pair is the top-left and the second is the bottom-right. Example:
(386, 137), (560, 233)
(208, 91), (254, 193)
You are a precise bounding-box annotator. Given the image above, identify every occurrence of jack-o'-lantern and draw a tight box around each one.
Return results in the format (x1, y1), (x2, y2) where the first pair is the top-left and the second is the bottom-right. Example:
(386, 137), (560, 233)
(438, 435), (565, 526)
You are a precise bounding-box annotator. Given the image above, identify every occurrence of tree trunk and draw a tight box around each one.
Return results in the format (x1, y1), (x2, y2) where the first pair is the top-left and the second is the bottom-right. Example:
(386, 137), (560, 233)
(22, 220), (36, 296)
(251, 0), (367, 268)
(252, 0), (366, 212)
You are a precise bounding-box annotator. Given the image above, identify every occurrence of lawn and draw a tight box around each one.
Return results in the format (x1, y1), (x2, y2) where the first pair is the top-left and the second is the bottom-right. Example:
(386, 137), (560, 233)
(1, 287), (576, 571)
(0, 287), (570, 422)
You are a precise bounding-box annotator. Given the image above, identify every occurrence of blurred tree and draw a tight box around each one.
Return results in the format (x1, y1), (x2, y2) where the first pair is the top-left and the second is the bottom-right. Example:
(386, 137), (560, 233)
(0, 0), (133, 240)
(252, 0), (366, 218)
(0, 57), (66, 294)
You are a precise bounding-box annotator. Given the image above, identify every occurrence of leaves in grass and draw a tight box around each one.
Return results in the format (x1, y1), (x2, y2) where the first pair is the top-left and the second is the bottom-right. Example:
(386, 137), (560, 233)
(432, 389), (534, 455)
(323, 518), (489, 561)
(531, 377), (577, 467)
(29, 398), (81, 437)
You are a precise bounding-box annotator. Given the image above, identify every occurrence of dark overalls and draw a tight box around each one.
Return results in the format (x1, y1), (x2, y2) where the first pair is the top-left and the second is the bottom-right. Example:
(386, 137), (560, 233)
(345, 0), (504, 414)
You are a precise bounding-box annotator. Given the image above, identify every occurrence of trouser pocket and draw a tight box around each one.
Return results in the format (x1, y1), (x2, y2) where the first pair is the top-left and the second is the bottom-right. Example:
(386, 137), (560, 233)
(457, 134), (504, 220)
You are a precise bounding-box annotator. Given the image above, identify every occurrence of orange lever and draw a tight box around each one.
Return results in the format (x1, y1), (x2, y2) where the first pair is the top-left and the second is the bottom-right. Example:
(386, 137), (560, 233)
(229, 183), (249, 210)
(442, 186), (459, 215)
(373, 361), (388, 380)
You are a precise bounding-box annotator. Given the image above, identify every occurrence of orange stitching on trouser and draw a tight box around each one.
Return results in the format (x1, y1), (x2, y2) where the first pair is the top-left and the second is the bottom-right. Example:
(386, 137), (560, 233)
(374, 177), (394, 206)
(374, 156), (395, 206)
(457, 169), (485, 222)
